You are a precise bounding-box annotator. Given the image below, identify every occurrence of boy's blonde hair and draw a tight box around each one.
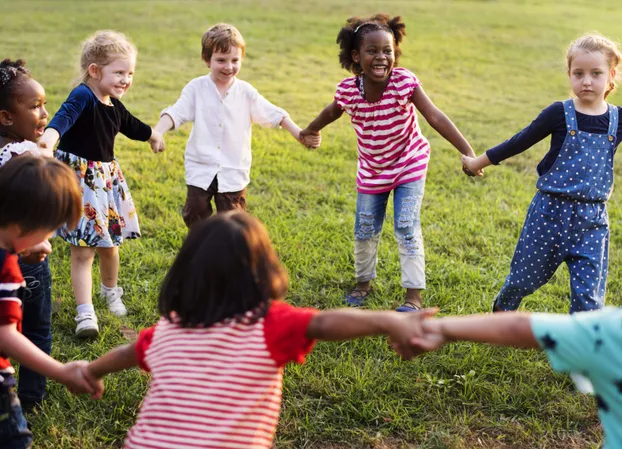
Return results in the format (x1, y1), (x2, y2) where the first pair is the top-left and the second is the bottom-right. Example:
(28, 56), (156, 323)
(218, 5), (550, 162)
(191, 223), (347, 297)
(566, 33), (622, 99)
(201, 23), (245, 63)
(80, 30), (137, 83)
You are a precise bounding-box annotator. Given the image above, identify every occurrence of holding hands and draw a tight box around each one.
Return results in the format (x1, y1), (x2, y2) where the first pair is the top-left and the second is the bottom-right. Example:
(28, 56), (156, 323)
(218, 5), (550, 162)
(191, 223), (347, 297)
(59, 361), (104, 399)
(461, 154), (488, 177)
(149, 129), (166, 153)
(299, 128), (322, 150)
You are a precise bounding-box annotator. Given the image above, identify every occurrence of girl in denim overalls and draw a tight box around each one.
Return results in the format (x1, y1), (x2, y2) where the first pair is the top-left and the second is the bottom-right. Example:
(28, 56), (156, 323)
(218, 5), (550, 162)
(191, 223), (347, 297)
(462, 34), (622, 313)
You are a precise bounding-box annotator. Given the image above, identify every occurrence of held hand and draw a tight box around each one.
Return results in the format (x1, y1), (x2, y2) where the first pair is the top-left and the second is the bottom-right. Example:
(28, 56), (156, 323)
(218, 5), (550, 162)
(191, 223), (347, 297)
(81, 365), (105, 400)
(299, 128), (321, 150)
(461, 155), (484, 177)
(20, 240), (52, 264)
(387, 307), (439, 359)
(36, 141), (54, 158)
(59, 361), (102, 398)
(149, 130), (165, 154)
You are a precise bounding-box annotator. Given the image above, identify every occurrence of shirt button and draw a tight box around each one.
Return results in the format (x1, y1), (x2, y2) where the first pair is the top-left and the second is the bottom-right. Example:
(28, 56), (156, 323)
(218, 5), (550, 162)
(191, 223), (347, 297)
(609, 135), (614, 141)
(217, 146), (220, 149)
(570, 130), (576, 136)
(219, 124), (222, 127)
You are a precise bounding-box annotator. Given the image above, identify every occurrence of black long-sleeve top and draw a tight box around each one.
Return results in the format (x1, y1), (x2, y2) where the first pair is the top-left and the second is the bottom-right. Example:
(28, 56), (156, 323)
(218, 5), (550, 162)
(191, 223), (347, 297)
(47, 84), (151, 162)
(486, 102), (622, 176)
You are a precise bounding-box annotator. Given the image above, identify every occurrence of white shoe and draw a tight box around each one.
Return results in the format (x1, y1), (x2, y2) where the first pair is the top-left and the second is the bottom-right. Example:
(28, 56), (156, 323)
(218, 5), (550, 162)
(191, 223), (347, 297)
(75, 313), (99, 338)
(102, 286), (127, 317)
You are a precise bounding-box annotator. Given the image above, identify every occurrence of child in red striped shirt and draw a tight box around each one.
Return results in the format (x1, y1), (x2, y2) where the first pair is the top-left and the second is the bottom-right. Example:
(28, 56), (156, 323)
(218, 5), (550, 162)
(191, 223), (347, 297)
(301, 13), (478, 312)
(84, 211), (435, 449)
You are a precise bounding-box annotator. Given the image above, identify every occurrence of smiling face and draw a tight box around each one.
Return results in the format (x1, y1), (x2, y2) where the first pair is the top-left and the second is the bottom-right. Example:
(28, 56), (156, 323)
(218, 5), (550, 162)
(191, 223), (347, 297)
(352, 30), (395, 83)
(207, 46), (243, 87)
(568, 50), (614, 104)
(0, 77), (48, 143)
(89, 56), (136, 102)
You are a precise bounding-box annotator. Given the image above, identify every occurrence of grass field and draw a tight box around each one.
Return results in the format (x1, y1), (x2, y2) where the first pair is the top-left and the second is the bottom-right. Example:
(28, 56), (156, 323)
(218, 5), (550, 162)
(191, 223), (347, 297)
(3, 0), (622, 447)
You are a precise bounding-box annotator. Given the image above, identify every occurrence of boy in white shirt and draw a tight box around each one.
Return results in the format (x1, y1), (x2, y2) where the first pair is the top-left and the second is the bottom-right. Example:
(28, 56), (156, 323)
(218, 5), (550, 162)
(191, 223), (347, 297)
(154, 23), (320, 227)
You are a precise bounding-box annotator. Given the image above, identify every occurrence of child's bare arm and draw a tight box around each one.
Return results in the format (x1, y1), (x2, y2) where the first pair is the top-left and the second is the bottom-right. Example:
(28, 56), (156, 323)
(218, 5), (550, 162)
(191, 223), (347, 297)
(461, 153), (492, 174)
(410, 313), (539, 353)
(302, 101), (344, 133)
(0, 324), (97, 395)
(85, 342), (139, 379)
(306, 308), (438, 359)
(37, 128), (60, 157)
(154, 113), (175, 134)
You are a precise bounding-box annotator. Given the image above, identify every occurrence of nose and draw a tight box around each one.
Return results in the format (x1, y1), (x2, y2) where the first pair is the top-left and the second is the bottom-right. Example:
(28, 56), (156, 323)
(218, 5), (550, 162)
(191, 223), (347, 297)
(41, 105), (49, 119)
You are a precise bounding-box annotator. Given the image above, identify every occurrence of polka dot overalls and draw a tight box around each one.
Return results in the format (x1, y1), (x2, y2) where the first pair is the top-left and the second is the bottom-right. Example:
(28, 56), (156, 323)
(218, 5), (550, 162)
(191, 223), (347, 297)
(495, 99), (618, 313)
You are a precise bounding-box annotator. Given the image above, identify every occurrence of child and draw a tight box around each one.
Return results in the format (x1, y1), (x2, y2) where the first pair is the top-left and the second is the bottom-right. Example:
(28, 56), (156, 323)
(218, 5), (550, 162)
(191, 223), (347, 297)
(299, 14), (479, 312)
(406, 308), (622, 449)
(0, 58), (55, 411)
(0, 155), (101, 448)
(461, 34), (622, 313)
(153, 23), (320, 227)
(39, 30), (165, 338)
(83, 211), (435, 448)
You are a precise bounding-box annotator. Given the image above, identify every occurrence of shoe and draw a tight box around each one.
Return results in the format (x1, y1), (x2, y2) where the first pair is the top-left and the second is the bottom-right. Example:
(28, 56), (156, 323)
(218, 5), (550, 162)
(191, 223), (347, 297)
(396, 301), (422, 313)
(75, 313), (99, 338)
(102, 286), (127, 317)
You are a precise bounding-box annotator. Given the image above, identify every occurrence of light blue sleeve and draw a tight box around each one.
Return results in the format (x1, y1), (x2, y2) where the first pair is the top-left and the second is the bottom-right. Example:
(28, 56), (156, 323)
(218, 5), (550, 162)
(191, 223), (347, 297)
(530, 308), (622, 374)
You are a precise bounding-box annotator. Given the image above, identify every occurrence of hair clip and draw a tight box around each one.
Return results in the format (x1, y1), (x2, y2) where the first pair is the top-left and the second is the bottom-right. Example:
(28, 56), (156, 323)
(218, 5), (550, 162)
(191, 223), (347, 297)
(354, 23), (368, 34)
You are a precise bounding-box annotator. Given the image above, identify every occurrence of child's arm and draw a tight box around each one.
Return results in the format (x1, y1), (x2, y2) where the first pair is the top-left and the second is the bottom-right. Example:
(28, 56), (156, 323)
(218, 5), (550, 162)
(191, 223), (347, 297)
(407, 312), (539, 354)
(307, 307), (438, 359)
(301, 100), (344, 135)
(38, 128), (60, 158)
(411, 87), (482, 176)
(0, 323), (99, 396)
(85, 342), (138, 380)
(461, 153), (493, 175)
(280, 117), (321, 149)
(149, 114), (176, 153)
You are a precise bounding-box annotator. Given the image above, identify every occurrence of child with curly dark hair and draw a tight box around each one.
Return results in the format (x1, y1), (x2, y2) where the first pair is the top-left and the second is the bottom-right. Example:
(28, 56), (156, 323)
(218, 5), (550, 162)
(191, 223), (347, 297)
(301, 14), (478, 312)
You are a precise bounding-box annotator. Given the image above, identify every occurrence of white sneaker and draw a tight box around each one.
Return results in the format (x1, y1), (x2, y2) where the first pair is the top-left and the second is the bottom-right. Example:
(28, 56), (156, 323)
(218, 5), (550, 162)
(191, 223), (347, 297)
(102, 286), (127, 317)
(75, 313), (99, 338)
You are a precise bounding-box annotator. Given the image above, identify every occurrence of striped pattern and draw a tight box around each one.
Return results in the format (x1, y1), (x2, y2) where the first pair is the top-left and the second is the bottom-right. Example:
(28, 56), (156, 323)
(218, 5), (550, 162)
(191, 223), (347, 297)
(335, 67), (430, 194)
(125, 316), (284, 449)
(0, 249), (24, 373)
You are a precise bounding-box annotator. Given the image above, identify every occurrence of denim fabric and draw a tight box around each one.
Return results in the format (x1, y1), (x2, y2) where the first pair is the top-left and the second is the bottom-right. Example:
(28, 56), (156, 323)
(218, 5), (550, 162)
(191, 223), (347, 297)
(17, 258), (51, 404)
(353, 180), (425, 289)
(496, 99), (617, 313)
(0, 376), (33, 449)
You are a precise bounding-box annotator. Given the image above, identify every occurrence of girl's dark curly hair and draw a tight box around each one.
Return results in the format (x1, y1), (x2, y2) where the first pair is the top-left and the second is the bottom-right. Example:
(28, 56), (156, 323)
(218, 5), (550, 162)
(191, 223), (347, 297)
(337, 13), (406, 75)
(0, 59), (31, 110)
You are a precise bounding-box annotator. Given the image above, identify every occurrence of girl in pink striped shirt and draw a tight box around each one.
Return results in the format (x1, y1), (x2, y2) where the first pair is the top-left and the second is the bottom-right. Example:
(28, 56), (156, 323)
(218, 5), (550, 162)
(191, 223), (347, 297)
(301, 13), (479, 312)
(83, 211), (435, 449)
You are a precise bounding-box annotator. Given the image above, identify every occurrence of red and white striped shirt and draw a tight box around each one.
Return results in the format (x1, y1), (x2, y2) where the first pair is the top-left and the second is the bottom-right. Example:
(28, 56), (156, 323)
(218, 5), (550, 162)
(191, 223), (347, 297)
(125, 301), (318, 449)
(335, 67), (430, 194)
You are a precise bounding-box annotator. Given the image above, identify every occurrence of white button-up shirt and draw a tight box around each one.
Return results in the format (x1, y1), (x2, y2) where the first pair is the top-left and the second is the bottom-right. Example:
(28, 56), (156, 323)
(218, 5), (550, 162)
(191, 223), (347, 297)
(162, 74), (288, 192)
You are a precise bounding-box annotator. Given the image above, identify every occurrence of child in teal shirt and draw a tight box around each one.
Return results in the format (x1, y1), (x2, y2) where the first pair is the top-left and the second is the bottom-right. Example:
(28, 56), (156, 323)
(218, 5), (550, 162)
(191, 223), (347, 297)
(405, 308), (622, 448)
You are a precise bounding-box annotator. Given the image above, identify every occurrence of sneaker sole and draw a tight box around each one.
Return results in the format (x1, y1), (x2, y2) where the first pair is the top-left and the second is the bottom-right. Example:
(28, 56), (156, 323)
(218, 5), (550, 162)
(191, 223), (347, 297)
(75, 327), (99, 339)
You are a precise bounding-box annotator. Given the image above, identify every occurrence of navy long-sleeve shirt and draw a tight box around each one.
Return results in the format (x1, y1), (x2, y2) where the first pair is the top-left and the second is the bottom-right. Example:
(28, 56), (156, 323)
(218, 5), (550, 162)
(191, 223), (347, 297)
(486, 102), (622, 176)
(47, 84), (151, 162)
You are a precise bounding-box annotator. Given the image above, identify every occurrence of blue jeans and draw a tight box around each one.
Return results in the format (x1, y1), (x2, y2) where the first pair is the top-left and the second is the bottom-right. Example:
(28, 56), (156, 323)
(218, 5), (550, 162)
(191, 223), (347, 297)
(0, 376), (33, 449)
(353, 180), (426, 289)
(17, 259), (52, 405)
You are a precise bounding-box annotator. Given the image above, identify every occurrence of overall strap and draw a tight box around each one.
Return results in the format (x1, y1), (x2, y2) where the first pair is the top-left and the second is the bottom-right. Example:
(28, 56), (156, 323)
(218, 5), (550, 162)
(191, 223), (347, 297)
(607, 104), (618, 144)
(563, 99), (579, 134)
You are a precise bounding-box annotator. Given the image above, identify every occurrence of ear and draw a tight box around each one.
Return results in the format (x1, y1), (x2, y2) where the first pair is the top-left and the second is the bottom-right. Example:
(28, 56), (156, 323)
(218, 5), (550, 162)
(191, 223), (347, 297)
(610, 67), (617, 82)
(87, 63), (101, 80)
(0, 110), (13, 127)
(205, 59), (211, 69)
(352, 49), (360, 64)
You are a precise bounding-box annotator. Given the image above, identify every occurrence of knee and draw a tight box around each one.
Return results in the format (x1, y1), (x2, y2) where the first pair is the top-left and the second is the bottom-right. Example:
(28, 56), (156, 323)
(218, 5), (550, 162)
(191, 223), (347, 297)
(355, 212), (378, 240)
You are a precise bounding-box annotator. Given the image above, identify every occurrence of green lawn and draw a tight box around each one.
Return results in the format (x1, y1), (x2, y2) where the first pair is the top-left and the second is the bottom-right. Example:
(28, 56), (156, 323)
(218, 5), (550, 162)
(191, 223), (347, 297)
(3, 0), (622, 447)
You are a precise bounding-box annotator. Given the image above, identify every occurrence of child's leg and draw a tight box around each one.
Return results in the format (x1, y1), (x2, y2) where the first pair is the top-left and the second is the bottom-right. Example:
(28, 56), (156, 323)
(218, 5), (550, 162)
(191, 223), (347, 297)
(71, 245), (99, 337)
(17, 259), (52, 411)
(0, 376), (33, 448)
(182, 182), (217, 228)
(495, 193), (564, 311)
(214, 188), (247, 213)
(392, 180), (426, 312)
(346, 190), (390, 306)
(96, 246), (127, 316)
(566, 218), (608, 313)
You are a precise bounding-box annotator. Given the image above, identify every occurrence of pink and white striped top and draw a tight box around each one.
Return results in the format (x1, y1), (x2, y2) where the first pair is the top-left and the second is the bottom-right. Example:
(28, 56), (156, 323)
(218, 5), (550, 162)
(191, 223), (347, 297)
(125, 301), (318, 449)
(335, 67), (430, 194)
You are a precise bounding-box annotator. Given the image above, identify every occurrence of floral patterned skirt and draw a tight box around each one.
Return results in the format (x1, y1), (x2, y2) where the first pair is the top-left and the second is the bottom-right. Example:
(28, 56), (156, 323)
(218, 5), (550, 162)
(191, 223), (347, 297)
(55, 150), (140, 247)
